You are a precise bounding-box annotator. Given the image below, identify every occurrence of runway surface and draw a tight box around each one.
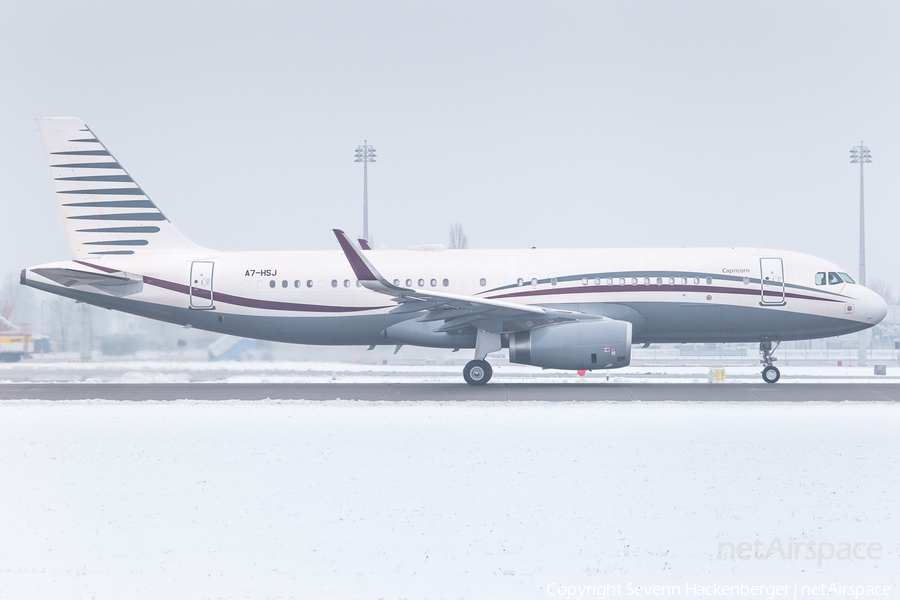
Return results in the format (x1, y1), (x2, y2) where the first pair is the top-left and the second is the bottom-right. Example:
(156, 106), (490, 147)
(1, 382), (899, 401)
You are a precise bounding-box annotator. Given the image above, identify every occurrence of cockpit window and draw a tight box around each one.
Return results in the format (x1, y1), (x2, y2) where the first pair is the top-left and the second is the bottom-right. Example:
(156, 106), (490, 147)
(815, 272), (826, 286)
(838, 272), (855, 284)
(828, 272), (843, 285)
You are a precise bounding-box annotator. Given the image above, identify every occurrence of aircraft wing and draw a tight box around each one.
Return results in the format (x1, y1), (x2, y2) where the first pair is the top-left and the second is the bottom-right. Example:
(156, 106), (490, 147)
(333, 229), (599, 333)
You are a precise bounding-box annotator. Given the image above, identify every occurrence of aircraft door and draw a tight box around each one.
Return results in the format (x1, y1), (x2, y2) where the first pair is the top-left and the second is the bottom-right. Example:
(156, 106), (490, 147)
(190, 261), (214, 309)
(759, 257), (785, 305)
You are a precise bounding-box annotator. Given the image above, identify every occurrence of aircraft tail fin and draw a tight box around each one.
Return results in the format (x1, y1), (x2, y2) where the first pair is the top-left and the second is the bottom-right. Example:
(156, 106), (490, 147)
(37, 117), (203, 259)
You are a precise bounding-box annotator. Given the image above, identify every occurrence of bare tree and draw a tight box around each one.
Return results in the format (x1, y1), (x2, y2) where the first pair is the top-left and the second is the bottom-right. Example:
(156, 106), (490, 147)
(868, 278), (895, 305)
(449, 222), (469, 249)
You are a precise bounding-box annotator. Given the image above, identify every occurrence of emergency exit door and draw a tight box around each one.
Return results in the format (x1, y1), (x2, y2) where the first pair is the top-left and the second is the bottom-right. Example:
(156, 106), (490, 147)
(759, 257), (785, 305)
(190, 261), (214, 309)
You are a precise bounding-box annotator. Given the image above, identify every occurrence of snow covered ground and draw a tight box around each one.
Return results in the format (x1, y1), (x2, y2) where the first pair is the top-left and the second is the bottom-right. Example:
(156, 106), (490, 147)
(3, 357), (900, 384)
(0, 400), (897, 599)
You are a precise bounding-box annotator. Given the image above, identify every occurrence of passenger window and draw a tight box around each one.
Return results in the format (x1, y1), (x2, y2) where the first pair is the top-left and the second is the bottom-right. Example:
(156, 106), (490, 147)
(406, 279), (412, 287)
(479, 278), (486, 286)
(643, 277), (650, 285)
(668, 277), (674, 284)
(531, 278), (538, 286)
(356, 280), (361, 287)
(681, 277), (687, 285)
(618, 278), (625, 285)
(607, 278), (613, 285)
(269, 280), (276, 288)
(417, 278), (424, 287)
(431, 279), (437, 287)
(828, 272), (842, 285)
(442, 278), (449, 287)
(282, 280), (288, 288)
(550, 277), (558, 286)
(331, 279), (337, 288)
(838, 272), (855, 284)
(294, 280), (300, 288)
(393, 279), (400, 286)
(705, 277), (712, 285)
(344, 279), (350, 288)
(518, 278), (525, 286)
(306, 280), (313, 288)
(631, 278), (637, 285)
(594, 277), (601, 285)
(581, 278), (588, 285)
(815, 272), (826, 286)
(693, 277), (699, 285)
(656, 277), (662, 285)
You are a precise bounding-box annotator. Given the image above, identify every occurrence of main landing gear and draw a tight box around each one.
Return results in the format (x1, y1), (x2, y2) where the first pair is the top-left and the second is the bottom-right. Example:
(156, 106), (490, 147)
(760, 341), (780, 383)
(463, 359), (493, 385)
(464, 331), (500, 385)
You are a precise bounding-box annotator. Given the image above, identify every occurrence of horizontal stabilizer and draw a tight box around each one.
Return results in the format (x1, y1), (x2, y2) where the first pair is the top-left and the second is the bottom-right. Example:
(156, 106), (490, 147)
(32, 267), (143, 296)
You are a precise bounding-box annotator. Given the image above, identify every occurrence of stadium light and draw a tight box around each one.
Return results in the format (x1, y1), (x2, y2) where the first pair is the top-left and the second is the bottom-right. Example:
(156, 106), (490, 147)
(354, 141), (377, 244)
(850, 142), (873, 365)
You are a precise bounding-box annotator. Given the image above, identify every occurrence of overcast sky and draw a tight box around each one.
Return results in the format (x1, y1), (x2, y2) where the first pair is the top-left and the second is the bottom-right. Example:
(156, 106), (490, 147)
(2, 1), (898, 286)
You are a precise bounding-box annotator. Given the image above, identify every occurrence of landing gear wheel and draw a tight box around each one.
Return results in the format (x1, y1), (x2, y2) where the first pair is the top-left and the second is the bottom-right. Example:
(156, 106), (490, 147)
(463, 360), (492, 385)
(762, 366), (780, 384)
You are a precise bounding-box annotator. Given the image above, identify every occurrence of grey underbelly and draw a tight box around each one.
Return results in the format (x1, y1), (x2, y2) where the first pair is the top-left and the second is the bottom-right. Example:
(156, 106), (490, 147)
(542, 302), (866, 343)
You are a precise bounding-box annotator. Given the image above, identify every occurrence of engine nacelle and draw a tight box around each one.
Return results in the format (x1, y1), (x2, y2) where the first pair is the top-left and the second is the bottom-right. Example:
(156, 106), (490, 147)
(508, 319), (632, 370)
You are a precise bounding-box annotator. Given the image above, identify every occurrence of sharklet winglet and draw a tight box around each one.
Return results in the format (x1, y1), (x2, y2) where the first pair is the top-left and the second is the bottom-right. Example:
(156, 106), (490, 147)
(332, 229), (405, 295)
(333, 229), (378, 280)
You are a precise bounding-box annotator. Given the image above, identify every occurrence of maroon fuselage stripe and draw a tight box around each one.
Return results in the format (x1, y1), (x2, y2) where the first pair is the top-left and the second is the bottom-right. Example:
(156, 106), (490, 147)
(73, 260), (387, 313)
(73, 259), (118, 273)
(487, 284), (843, 303)
(70, 260), (846, 312)
(142, 277), (387, 313)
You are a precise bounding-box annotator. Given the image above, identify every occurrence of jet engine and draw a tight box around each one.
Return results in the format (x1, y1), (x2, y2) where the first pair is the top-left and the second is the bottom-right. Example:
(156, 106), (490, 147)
(508, 319), (632, 370)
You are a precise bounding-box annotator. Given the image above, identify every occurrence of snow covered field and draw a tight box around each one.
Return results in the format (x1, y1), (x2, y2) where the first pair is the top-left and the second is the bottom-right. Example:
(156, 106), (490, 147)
(3, 358), (900, 384)
(0, 400), (897, 599)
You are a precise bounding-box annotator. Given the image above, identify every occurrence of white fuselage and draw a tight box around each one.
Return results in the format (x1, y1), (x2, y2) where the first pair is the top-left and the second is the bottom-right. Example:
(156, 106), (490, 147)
(23, 245), (887, 347)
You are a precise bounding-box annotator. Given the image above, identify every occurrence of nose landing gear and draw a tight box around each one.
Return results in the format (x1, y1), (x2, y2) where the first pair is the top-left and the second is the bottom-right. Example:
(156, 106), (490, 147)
(760, 341), (780, 383)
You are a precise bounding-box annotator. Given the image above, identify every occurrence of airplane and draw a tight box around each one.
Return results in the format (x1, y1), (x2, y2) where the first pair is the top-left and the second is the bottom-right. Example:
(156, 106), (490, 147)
(21, 117), (888, 385)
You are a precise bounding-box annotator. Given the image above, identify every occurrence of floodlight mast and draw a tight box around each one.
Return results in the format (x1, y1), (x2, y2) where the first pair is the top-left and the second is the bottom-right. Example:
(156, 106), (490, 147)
(850, 141), (872, 365)
(849, 142), (872, 287)
(354, 141), (377, 244)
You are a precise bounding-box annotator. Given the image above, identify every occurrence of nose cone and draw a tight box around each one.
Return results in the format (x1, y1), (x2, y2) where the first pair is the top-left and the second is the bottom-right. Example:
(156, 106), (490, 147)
(866, 288), (888, 325)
